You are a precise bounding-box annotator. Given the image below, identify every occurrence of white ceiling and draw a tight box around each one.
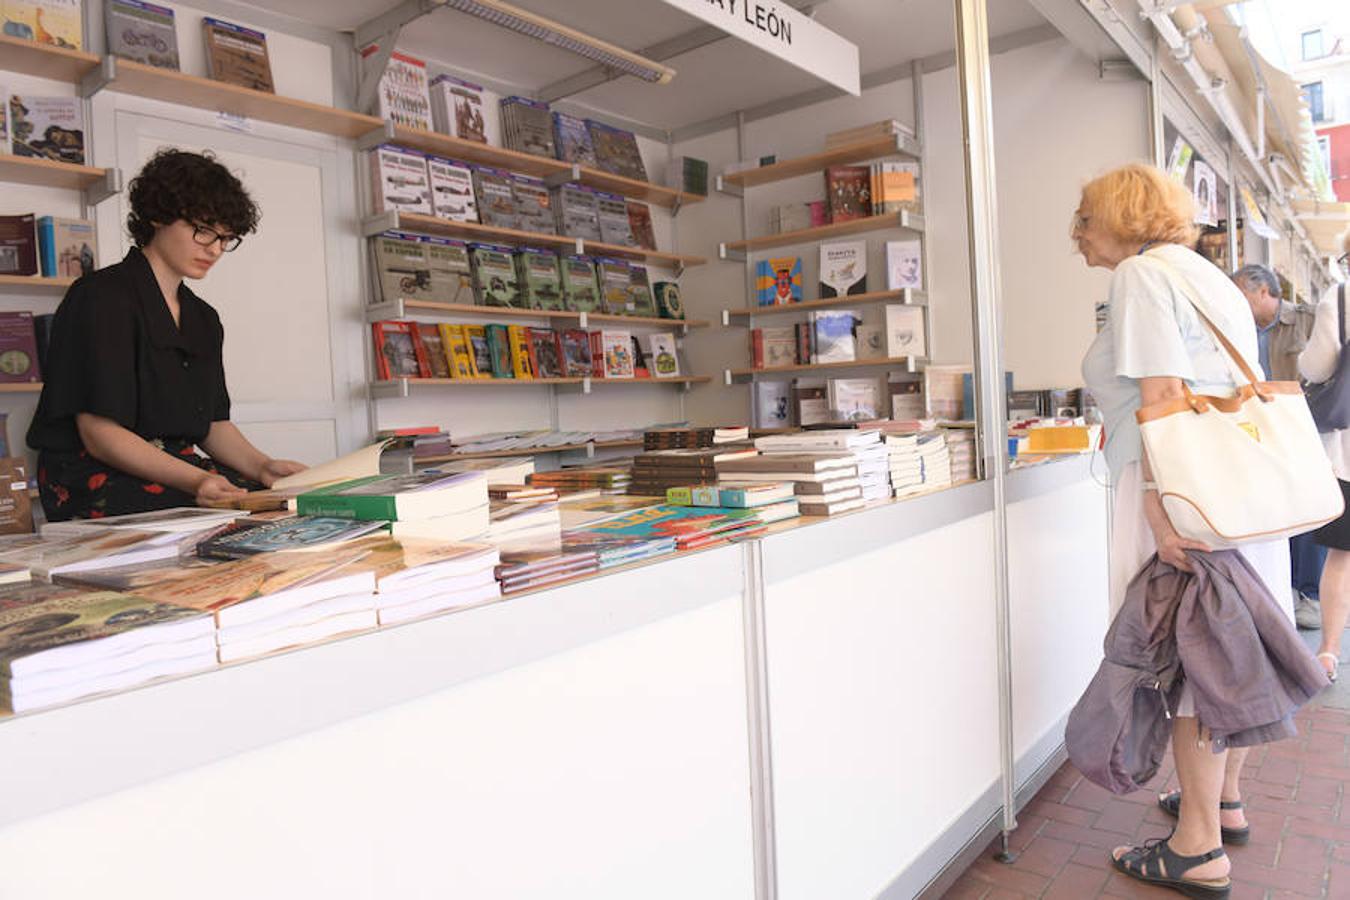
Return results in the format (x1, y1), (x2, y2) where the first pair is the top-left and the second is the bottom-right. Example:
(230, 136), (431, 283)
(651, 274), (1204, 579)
(240, 0), (1051, 130)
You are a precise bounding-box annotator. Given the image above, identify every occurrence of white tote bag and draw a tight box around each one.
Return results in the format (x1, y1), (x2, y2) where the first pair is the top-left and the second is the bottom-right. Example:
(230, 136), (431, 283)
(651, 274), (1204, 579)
(1135, 260), (1343, 547)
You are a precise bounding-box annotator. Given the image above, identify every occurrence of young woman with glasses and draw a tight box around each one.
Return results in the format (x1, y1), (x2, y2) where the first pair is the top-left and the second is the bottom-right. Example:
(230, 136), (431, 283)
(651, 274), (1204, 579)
(27, 149), (306, 521)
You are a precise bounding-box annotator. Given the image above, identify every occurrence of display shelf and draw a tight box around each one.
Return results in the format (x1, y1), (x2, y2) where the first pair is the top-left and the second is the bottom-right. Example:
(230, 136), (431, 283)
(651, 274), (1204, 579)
(362, 124), (703, 210)
(720, 210), (924, 258)
(0, 34), (100, 83)
(726, 357), (920, 381)
(414, 439), (644, 464)
(723, 289), (926, 322)
(372, 375), (710, 397)
(83, 56), (381, 139)
(366, 298), (708, 330)
(0, 155), (108, 191)
(717, 133), (921, 193)
(0, 274), (74, 292)
(364, 212), (706, 270)
(0, 382), (43, 393)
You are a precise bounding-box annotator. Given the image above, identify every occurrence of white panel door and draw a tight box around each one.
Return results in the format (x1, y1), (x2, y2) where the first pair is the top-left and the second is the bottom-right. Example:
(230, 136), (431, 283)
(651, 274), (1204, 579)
(113, 112), (364, 465)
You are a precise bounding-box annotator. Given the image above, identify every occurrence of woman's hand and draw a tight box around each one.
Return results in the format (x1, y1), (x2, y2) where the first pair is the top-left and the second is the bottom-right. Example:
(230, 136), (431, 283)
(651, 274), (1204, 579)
(258, 458), (307, 488)
(195, 473), (247, 506)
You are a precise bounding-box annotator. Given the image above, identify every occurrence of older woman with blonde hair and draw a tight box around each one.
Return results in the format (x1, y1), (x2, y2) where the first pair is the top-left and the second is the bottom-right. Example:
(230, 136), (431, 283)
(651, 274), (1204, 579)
(1075, 162), (1293, 898)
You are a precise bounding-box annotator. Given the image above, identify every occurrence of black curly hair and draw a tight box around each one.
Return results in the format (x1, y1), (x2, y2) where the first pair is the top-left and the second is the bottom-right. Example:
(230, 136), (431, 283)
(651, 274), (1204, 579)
(126, 149), (259, 247)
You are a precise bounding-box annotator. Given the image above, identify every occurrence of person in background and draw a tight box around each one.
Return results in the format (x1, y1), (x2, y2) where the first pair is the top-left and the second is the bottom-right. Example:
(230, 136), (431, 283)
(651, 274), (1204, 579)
(26, 149), (306, 521)
(1297, 229), (1350, 683)
(1075, 163), (1295, 897)
(1232, 263), (1324, 630)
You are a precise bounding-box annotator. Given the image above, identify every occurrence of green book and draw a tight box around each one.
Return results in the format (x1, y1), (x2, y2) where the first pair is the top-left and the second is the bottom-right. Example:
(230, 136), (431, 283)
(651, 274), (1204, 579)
(486, 323), (514, 377)
(295, 472), (487, 522)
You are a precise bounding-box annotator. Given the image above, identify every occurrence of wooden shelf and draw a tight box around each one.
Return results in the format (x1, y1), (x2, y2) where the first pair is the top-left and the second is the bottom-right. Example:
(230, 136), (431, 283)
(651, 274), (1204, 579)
(728, 357), (918, 377)
(721, 210), (924, 257)
(366, 212), (706, 270)
(367, 299), (708, 329)
(372, 375), (709, 397)
(724, 289), (925, 321)
(414, 439), (643, 464)
(373, 125), (703, 210)
(718, 133), (921, 191)
(0, 34), (99, 82)
(0, 274), (74, 292)
(0, 154), (108, 191)
(0, 382), (43, 393)
(96, 57), (381, 139)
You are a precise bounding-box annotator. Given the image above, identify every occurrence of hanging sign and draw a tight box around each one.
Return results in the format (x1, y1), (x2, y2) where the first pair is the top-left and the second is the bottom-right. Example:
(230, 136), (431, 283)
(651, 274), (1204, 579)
(1166, 136), (1193, 183)
(659, 0), (860, 95)
(1192, 159), (1217, 226)
(1240, 186), (1281, 240)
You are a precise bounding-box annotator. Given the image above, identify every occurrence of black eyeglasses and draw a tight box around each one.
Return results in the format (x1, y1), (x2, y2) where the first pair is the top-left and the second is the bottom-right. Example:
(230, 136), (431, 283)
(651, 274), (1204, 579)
(191, 224), (243, 252)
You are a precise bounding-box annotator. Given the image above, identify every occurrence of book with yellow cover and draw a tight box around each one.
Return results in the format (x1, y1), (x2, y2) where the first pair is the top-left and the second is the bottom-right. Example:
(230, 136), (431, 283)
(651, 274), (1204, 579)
(3, 0), (82, 50)
(507, 324), (533, 379)
(438, 323), (476, 379)
(462, 324), (493, 378)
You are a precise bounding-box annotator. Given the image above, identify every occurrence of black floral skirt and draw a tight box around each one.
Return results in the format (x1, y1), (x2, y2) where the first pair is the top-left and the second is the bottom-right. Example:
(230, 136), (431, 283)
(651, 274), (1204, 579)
(37, 438), (263, 522)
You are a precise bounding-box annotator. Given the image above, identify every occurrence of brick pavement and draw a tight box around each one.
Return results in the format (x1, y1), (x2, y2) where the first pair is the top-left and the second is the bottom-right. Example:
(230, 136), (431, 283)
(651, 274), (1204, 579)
(941, 693), (1350, 899)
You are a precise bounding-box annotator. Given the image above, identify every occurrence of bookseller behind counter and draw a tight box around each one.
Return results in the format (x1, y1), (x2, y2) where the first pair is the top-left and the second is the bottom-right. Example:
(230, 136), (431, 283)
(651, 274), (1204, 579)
(26, 149), (307, 522)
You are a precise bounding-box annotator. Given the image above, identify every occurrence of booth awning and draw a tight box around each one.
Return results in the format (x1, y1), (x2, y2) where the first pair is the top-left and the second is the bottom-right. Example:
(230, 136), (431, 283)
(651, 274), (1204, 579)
(1292, 199), (1350, 257)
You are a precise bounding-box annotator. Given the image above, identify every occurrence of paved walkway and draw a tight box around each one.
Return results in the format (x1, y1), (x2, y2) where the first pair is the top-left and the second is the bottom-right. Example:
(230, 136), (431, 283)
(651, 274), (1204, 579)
(942, 632), (1350, 899)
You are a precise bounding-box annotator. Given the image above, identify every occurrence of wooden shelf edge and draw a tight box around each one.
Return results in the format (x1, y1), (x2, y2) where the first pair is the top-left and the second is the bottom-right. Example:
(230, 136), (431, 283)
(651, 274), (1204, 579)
(0, 154), (107, 190)
(0, 275), (74, 289)
(415, 439), (644, 463)
(372, 300), (707, 328)
(377, 375), (709, 389)
(730, 358), (915, 376)
(723, 211), (924, 254)
(725, 290), (923, 319)
(720, 133), (921, 189)
(0, 382), (43, 392)
(0, 34), (99, 82)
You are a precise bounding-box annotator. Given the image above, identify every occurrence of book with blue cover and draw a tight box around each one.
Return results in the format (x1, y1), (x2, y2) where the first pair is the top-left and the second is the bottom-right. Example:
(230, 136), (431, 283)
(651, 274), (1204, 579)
(755, 256), (803, 306)
(552, 111), (598, 167)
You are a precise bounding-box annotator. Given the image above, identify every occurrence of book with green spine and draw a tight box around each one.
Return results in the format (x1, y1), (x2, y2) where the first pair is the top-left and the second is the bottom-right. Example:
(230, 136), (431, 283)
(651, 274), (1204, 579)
(296, 472), (488, 522)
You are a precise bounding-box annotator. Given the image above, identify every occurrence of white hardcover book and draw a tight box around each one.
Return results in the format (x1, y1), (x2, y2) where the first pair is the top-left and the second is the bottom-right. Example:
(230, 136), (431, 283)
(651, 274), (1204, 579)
(370, 145), (432, 215)
(755, 381), (792, 428)
(886, 239), (923, 290)
(819, 240), (866, 298)
(646, 333), (680, 377)
(427, 156), (478, 222)
(884, 305), (926, 359)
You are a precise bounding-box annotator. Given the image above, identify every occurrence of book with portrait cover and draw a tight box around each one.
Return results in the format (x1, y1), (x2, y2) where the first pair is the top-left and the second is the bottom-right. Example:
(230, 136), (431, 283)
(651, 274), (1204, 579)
(552, 111), (598, 167)
(587, 120), (648, 182)
(819, 240), (867, 298)
(202, 17), (275, 93)
(106, 0), (180, 70)
(824, 165), (871, 223)
(0, 215), (38, 277)
(372, 320), (429, 380)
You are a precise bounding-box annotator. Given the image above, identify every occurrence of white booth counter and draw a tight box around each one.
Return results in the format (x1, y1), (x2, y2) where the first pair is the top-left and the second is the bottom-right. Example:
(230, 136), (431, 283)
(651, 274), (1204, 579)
(0, 456), (1108, 900)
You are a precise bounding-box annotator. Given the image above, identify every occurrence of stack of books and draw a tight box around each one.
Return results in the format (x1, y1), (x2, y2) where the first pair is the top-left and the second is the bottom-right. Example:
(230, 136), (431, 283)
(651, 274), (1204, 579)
(643, 426), (750, 449)
(0, 583), (216, 712)
(566, 504), (766, 553)
(752, 429), (890, 501)
(664, 483), (800, 526)
(487, 499), (561, 552)
(824, 119), (914, 150)
(714, 453), (863, 517)
(330, 537), (500, 626)
(944, 425), (978, 482)
(528, 466), (632, 495)
(628, 446), (757, 496)
(886, 431), (952, 499)
(295, 472), (490, 543)
(496, 540), (599, 594)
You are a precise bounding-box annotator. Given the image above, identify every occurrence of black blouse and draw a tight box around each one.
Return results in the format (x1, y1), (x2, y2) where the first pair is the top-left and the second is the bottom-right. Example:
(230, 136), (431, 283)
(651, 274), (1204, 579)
(26, 246), (231, 453)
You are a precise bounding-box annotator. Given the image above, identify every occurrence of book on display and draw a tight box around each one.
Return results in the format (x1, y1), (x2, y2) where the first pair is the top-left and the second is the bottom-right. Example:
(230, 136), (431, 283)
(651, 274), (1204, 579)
(646, 333), (680, 378)
(469, 243), (522, 308)
(0, 216), (37, 276)
(3, 0), (81, 48)
(516, 247), (564, 311)
(811, 310), (859, 364)
(599, 330), (634, 378)
(485, 323), (513, 378)
(429, 75), (487, 143)
(552, 184), (603, 241)
(819, 241), (867, 298)
(500, 96), (555, 158)
(297, 472), (488, 522)
(885, 239), (923, 290)
(755, 257), (803, 306)
(36, 216), (96, 278)
(825, 166), (871, 222)
(587, 120), (648, 181)
(558, 328), (593, 376)
(595, 192), (635, 246)
(471, 167), (520, 230)
(627, 265), (657, 317)
(0, 312), (41, 383)
(369, 145), (431, 215)
(415, 323), (452, 379)
(9, 94), (83, 164)
(884, 305), (925, 359)
(195, 517), (387, 560)
(370, 50), (431, 130)
(372, 320), (428, 379)
(552, 112), (599, 167)
(626, 202), (657, 251)
(106, 0), (180, 69)
(561, 255), (601, 312)
(202, 17), (275, 93)
(527, 328), (564, 378)
(511, 175), (556, 235)
(755, 381), (792, 428)
(426, 156), (478, 222)
(596, 258), (633, 315)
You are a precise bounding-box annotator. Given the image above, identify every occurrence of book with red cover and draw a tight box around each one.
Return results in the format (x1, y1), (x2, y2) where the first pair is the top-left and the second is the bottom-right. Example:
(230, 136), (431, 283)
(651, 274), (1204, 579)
(824, 166), (872, 223)
(372, 321), (429, 380)
(414, 323), (452, 379)
(626, 201), (657, 251)
(526, 328), (564, 378)
(558, 328), (593, 377)
(0, 312), (41, 383)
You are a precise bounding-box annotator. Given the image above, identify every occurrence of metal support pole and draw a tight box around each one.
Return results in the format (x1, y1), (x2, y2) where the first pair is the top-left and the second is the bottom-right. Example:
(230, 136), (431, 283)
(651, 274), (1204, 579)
(953, 0), (1018, 859)
(740, 540), (778, 900)
(1227, 141), (1239, 272)
(912, 57), (935, 363)
(1149, 35), (1166, 168)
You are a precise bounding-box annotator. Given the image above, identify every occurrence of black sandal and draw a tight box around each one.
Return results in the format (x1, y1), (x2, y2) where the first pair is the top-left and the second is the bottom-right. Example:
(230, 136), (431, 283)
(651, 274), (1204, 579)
(1112, 837), (1230, 899)
(1158, 791), (1250, 845)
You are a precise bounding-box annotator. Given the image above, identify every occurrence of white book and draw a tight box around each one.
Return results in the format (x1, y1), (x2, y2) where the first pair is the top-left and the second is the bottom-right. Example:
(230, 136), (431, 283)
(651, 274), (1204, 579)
(377, 581), (502, 626)
(217, 608), (378, 664)
(427, 155), (478, 223)
(754, 430), (879, 451)
(885, 305), (926, 359)
(217, 571), (377, 631)
(646, 333), (681, 377)
(41, 507), (240, 537)
(388, 503), (491, 542)
(755, 381), (792, 429)
(8, 634), (218, 696)
(369, 145), (432, 215)
(885, 239), (923, 290)
(217, 591), (374, 645)
(6, 646), (217, 713)
(377, 568), (499, 606)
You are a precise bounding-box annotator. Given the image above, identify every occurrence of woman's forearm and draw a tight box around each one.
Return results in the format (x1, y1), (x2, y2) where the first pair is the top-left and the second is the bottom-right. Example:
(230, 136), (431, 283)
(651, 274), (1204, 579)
(199, 420), (269, 482)
(75, 413), (212, 494)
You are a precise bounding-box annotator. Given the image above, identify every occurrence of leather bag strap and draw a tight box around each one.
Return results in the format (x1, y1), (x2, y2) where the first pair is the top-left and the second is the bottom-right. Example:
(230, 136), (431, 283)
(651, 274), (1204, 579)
(1141, 250), (1266, 392)
(1340, 284), (1346, 347)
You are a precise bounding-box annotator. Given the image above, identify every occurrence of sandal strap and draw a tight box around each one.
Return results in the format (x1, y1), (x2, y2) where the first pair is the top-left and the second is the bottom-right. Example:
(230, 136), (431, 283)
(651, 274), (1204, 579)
(1120, 838), (1226, 880)
(1219, 799), (1243, 810)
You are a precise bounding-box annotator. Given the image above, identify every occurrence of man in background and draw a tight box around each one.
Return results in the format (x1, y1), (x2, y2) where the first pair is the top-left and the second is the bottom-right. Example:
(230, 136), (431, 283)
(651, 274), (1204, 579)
(1233, 263), (1322, 628)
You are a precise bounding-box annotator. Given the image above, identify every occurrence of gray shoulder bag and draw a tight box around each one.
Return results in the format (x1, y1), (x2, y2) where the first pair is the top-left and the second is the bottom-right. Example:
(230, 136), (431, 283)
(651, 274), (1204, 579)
(1306, 284), (1350, 433)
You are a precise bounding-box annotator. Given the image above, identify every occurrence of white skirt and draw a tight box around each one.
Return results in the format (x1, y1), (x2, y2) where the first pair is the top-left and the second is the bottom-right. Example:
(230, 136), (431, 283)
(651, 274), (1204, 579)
(1110, 461), (1293, 717)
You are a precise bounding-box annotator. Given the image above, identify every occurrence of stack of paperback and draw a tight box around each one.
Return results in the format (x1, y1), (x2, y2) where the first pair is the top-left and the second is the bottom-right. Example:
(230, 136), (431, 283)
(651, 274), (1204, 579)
(486, 499), (562, 552)
(322, 537), (500, 626)
(664, 483), (800, 526)
(886, 431), (952, 499)
(714, 453), (863, 517)
(0, 584), (216, 713)
(628, 446), (757, 496)
(428, 457), (535, 486)
(528, 466), (632, 495)
(555, 531), (675, 568)
(496, 540), (599, 593)
(0, 528), (201, 580)
(944, 426), (978, 482)
(753, 429), (889, 500)
(67, 543), (380, 664)
(565, 504), (764, 553)
(295, 472), (490, 543)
